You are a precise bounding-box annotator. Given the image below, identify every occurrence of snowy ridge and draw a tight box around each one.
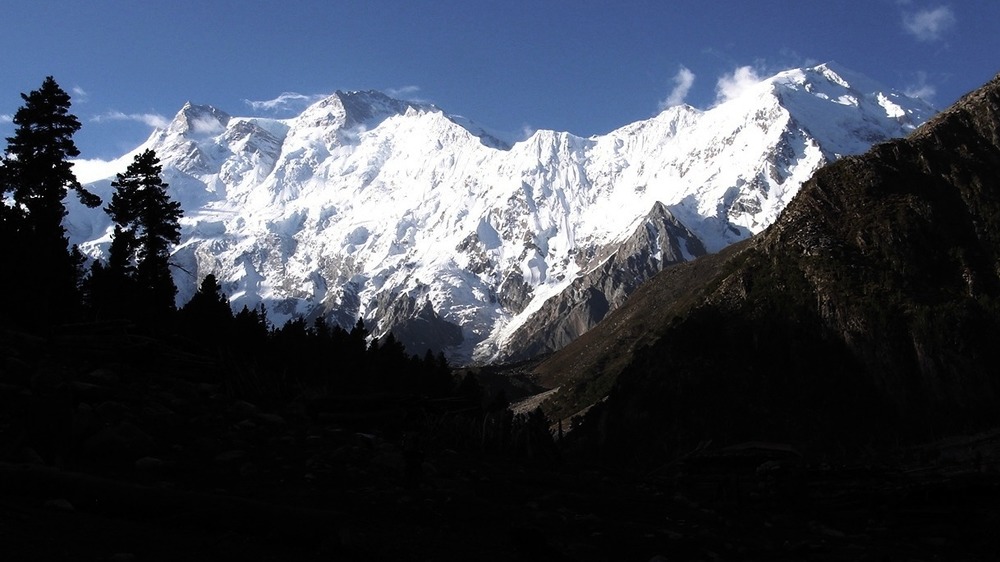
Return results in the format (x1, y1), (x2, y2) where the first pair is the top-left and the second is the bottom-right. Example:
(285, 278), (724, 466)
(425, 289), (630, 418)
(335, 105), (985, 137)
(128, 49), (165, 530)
(66, 64), (934, 363)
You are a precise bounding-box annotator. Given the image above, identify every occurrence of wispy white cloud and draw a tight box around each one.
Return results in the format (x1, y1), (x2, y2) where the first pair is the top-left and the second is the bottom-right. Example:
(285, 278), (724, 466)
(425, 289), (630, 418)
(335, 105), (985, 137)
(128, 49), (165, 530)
(904, 71), (937, 102)
(659, 66), (696, 110)
(902, 6), (956, 41)
(244, 92), (326, 114)
(92, 110), (170, 129)
(715, 66), (762, 105)
(71, 85), (88, 102)
(776, 48), (818, 70)
(0, 113), (12, 123)
(385, 85), (422, 99)
(491, 123), (537, 145)
(188, 115), (225, 135)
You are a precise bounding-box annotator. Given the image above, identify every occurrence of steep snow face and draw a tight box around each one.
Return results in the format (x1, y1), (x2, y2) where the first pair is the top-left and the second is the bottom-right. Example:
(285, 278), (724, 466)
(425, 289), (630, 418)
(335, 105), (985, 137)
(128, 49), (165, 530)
(67, 64), (934, 363)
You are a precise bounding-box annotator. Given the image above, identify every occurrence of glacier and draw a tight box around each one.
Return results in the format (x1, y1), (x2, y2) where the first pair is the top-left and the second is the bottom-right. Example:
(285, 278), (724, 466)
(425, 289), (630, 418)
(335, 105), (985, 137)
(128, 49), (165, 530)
(65, 63), (934, 364)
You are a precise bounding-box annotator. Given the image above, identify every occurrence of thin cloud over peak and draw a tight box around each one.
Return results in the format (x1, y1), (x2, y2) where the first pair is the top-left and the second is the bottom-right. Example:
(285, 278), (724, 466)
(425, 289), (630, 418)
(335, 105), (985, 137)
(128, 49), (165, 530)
(188, 115), (226, 135)
(659, 66), (696, 110)
(904, 71), (937, 103)
(244, 92), (327, 115)
(715, 66), (762, 105)
(92, 110), (170, 129)
(385, 85), (422, 99)
(902, 5), (956, 42)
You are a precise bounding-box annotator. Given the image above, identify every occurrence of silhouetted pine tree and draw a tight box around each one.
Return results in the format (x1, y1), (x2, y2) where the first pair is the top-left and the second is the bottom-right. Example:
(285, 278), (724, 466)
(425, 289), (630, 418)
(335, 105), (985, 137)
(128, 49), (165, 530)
(178, 274), (233, 347)
(105, 149), (182, 326)
(422, 349), (453, 397)
(233, 304), (270, 352)
(312, 316), (332, 341)
(0, 77), (100, 327)
(82, 259), (132, 321)
(350, 317), (369, 345)
(271, 317), (311, 377)
(373, 332), (409, 391)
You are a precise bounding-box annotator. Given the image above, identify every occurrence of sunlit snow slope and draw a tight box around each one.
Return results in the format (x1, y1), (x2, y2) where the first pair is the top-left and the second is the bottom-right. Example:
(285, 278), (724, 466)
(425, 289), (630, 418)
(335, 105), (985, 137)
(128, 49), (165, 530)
(67, 63), (933, 363)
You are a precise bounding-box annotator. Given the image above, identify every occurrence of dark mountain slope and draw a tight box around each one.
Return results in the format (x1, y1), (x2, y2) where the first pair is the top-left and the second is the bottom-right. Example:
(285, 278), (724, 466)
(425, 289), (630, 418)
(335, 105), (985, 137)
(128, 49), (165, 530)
(537, 72), (1000, 463)
(498, 201), (707, 363)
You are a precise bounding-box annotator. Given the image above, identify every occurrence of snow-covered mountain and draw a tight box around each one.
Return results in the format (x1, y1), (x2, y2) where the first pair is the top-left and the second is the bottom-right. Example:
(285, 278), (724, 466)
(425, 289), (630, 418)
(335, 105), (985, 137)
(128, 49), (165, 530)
(66, 63), (933, 363)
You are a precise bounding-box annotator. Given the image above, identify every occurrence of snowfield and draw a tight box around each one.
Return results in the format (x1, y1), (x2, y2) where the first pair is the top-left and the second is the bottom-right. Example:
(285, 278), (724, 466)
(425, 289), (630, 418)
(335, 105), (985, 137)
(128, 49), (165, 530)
(66, 63), (933, 364)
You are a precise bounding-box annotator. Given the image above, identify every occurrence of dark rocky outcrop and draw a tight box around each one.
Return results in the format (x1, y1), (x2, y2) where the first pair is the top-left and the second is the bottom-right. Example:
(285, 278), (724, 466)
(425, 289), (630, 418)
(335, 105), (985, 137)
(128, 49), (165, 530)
(498, 202), (706, 362)
(374, 292), (464, 354)
(537, 72), (1000, 464)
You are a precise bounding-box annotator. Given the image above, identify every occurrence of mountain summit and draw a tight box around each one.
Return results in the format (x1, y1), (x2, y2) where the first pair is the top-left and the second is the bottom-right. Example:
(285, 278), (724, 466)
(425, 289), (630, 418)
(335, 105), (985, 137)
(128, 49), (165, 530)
(68, 64), (933, 362)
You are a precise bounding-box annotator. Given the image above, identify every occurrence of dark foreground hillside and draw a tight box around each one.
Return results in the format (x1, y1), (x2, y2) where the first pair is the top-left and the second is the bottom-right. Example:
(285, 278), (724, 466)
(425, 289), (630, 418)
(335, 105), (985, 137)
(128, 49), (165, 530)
(2, 326), (1000, 561)
(536, 71), (1000, 469)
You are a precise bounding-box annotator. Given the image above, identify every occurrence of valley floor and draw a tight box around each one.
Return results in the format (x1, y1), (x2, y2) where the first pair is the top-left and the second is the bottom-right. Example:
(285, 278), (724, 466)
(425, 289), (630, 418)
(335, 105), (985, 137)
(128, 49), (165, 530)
(2, 441), (999, 561)
(2, 328), (998, 561)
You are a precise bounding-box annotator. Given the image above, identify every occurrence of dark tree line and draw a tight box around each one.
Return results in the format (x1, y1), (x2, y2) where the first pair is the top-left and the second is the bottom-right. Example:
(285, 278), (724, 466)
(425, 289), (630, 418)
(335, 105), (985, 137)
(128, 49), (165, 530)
(178, 274), (454, 404)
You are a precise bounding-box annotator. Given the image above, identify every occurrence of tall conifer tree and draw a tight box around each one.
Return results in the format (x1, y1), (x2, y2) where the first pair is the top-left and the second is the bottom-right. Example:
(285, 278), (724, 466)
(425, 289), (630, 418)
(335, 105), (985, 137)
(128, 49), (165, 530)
(105, 149), (182, 323)
(0, 77), (99, 326)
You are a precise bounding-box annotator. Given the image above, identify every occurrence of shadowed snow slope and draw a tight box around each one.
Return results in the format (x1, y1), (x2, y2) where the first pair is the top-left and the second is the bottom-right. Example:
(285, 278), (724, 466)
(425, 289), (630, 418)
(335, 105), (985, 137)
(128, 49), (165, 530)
(67, 64), (933, 363)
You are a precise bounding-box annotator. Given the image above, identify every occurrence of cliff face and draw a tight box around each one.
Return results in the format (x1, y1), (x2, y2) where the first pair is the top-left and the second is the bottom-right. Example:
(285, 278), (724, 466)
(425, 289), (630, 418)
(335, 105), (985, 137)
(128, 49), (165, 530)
(538, 72), (1000, 462)
(497, 202), (706, 362)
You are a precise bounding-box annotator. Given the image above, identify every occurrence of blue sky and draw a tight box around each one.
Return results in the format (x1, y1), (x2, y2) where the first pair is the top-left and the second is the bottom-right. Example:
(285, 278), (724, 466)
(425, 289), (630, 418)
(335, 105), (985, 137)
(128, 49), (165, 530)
(1, 1), (998, 160)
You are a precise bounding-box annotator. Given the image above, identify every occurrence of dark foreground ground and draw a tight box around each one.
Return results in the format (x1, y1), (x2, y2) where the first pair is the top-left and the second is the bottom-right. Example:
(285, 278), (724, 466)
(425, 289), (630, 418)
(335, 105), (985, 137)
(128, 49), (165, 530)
(2, 329), (999, 561)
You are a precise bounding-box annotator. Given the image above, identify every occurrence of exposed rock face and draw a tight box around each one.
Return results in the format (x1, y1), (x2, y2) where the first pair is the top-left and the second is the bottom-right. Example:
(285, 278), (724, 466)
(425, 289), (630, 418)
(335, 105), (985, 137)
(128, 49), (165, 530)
(498, 202), (706, 361)
(373, 292), (464, 355)
(538, 72), (1000, 463)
